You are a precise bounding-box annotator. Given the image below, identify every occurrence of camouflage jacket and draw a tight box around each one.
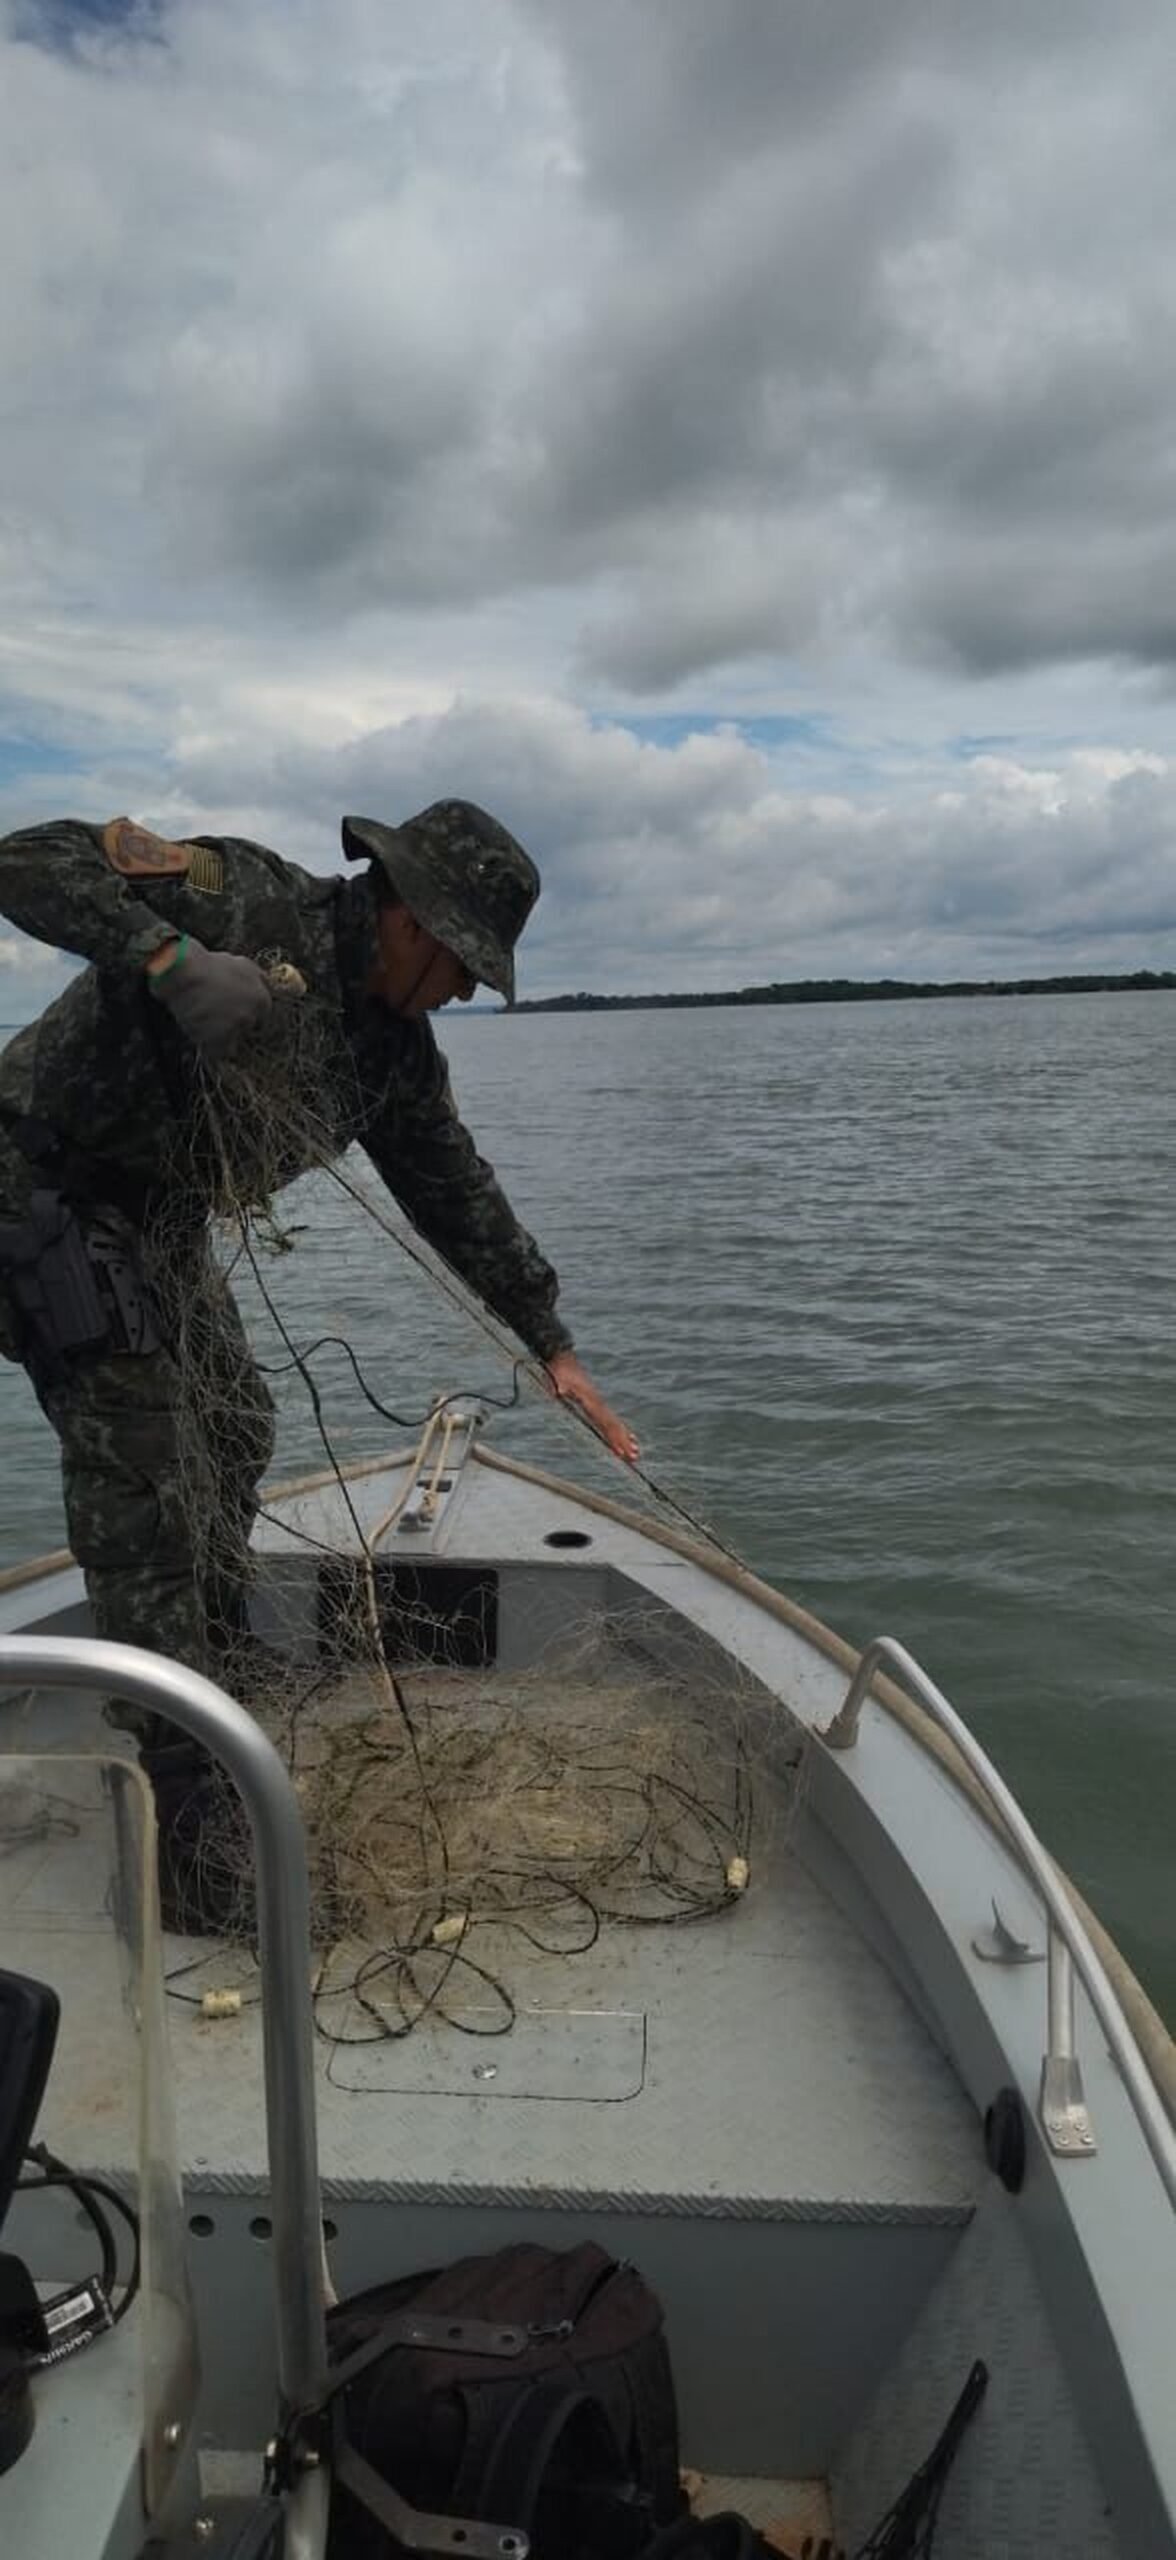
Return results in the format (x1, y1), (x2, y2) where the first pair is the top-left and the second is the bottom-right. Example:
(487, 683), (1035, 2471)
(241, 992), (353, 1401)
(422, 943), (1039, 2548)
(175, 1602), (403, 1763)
(0, 819), (572, 1361)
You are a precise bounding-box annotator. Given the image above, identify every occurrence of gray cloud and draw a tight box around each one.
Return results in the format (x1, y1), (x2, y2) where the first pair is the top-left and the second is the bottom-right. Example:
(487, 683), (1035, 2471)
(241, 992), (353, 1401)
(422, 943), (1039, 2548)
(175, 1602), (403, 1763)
(1, 690), (1173, 1016)
(523, 3), (1176, 686)
(154, 698), (1176, 992)
(6, 0), (1175, 686)
(2, 0), (1176, 1004)
(521, 0), (1133, 198)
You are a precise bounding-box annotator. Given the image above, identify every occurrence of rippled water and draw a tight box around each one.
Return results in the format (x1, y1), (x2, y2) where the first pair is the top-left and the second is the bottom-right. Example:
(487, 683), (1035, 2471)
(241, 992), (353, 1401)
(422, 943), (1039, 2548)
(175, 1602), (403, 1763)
(2, 991), (1173, 2016)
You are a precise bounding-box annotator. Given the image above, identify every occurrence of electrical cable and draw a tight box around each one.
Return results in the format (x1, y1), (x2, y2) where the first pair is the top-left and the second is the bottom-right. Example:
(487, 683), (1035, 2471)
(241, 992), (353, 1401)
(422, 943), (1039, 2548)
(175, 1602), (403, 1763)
(254, 1335), (528, 1425)
(14, 2143), (141, 2360)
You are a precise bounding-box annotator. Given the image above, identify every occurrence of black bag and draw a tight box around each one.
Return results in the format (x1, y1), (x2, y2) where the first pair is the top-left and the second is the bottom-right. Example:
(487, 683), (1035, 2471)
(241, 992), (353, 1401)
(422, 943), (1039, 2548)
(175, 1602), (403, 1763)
(325, 2239), (684, 2559)
(640, 2520), (771, 2560)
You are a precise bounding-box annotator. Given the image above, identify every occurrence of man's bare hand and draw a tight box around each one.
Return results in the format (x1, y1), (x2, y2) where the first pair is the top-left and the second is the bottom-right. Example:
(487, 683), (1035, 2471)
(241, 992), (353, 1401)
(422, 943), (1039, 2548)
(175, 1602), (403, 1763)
(545, 1350), (640, 1463)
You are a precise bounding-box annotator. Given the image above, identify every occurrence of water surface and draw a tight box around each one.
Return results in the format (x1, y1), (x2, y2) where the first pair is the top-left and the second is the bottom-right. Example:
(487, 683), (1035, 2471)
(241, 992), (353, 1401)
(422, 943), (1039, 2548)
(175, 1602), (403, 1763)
(2, 991), (1172, 2014)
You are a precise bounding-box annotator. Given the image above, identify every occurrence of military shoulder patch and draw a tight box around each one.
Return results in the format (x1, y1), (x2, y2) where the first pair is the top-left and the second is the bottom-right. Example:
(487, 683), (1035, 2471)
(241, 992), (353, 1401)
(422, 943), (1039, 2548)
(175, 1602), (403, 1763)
(102, 818), (225, 893)
(103, 817), (192, 879)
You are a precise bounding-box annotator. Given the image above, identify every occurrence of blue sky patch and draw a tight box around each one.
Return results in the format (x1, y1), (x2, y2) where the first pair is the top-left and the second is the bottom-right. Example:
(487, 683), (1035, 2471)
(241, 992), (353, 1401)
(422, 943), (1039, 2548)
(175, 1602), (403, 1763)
(598, 711), (831, 751)
(945, 730), (1083, 762)
(0, 735), (86, 785)
(13, 0), (162, 54)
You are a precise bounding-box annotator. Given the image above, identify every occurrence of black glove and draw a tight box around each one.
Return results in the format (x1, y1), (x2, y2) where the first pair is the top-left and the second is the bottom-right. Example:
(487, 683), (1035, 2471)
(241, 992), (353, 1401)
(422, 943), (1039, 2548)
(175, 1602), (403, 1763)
(148, 936), (272, 1061)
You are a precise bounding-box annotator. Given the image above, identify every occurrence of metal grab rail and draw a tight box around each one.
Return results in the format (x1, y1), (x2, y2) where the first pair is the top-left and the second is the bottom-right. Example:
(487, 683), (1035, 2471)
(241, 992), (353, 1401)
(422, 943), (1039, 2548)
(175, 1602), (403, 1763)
(823, 1635), (1176, 2212)
(0, 1636), (329, 2420)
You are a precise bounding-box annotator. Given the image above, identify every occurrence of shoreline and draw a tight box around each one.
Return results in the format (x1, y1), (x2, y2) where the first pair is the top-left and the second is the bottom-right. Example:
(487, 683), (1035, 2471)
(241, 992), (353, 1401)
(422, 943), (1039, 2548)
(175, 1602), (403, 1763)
(513, 970), (1176, 1014)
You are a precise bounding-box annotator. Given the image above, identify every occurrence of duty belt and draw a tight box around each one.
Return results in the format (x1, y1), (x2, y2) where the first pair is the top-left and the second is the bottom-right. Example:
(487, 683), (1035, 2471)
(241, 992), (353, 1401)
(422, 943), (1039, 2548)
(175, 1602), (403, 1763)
(0, 1105), (155, 1228)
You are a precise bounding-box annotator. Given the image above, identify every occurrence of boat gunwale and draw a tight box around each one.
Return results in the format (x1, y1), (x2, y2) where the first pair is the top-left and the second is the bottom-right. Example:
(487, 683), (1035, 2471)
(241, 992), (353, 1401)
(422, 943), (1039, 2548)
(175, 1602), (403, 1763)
(472, 1443), (1176, 2133)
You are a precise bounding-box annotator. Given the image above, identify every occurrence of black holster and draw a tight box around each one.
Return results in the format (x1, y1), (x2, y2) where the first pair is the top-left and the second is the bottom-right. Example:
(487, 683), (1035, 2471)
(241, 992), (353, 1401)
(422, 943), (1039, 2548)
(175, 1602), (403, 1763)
(0, 1189), (162, 1382)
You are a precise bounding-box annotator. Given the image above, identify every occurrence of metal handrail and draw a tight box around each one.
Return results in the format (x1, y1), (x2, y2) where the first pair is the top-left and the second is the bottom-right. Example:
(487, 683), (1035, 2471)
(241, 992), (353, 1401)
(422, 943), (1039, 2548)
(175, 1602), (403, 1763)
(0, 1636), (329, 2419)
(823, 1635), (1176, 2212)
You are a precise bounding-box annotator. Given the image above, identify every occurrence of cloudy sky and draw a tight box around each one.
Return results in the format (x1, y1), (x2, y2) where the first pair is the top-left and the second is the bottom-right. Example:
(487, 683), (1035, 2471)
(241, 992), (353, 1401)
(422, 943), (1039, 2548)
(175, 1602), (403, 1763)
(2, 0), (1176, 1013)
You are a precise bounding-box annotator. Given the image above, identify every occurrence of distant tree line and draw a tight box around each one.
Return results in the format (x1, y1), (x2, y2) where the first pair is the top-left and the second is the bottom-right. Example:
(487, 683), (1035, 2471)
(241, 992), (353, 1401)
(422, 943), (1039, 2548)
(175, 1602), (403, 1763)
(514, 970), (1176, 1013)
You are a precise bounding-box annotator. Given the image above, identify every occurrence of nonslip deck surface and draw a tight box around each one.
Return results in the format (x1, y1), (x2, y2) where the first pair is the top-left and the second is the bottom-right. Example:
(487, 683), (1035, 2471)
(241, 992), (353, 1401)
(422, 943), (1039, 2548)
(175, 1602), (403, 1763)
(1, 1691), (976, 2226)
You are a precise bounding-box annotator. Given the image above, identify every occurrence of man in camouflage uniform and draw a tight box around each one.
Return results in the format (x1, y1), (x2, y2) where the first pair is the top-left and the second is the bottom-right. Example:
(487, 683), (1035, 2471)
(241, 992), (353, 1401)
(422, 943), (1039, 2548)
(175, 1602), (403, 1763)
(0, 801), (636, 1919)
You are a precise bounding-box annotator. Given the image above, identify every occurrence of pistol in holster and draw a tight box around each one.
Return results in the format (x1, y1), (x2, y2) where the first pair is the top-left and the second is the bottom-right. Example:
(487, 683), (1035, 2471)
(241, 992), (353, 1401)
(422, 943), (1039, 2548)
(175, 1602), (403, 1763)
(0, 1189), (163, 1381)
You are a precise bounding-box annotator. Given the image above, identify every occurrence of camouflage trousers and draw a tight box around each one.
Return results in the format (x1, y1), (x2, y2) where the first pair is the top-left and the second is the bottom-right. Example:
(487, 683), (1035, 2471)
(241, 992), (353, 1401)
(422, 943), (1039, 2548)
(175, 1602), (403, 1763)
(1, 1218), (275, 1746)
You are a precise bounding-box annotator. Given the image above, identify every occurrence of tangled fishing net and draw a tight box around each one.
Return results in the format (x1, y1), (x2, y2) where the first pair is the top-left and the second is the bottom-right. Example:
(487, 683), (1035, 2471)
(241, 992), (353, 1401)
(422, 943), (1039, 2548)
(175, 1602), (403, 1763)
(144, 996), (808, 2041)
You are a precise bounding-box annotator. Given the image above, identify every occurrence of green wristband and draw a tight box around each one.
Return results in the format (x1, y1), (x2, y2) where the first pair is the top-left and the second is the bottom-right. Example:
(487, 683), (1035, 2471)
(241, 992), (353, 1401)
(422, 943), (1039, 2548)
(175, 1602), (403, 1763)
(149, 933), (190, 984)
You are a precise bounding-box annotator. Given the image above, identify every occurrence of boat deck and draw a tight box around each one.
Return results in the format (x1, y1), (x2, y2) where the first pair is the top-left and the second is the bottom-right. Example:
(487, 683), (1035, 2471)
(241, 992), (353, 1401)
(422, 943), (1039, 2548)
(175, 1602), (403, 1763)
(1, 1686), (975, 2226)
(2, 1452), (1161, 2554)
(1, 1669), (977, 2476)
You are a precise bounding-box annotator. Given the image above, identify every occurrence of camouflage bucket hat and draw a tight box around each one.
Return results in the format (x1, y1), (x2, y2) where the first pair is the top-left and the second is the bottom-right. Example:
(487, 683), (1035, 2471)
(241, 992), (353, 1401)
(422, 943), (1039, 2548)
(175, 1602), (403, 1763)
(341, 800), (540, 1004)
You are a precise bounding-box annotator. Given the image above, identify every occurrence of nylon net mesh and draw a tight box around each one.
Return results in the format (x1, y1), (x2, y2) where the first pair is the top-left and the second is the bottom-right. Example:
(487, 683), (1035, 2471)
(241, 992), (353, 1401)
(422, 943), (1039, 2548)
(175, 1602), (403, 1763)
(142, 1028), (807, 2042)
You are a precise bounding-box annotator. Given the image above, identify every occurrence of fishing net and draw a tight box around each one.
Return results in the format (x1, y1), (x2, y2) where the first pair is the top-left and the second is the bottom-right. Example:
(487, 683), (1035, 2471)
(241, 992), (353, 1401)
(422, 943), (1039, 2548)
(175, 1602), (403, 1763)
(141, 1017), (808, 2040)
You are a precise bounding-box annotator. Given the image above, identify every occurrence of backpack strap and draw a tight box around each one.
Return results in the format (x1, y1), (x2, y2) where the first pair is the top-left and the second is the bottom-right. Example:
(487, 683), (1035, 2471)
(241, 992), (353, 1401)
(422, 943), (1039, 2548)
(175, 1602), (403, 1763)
(620, 2328), (683, 2524)
(474, 2379), (640, 2552)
